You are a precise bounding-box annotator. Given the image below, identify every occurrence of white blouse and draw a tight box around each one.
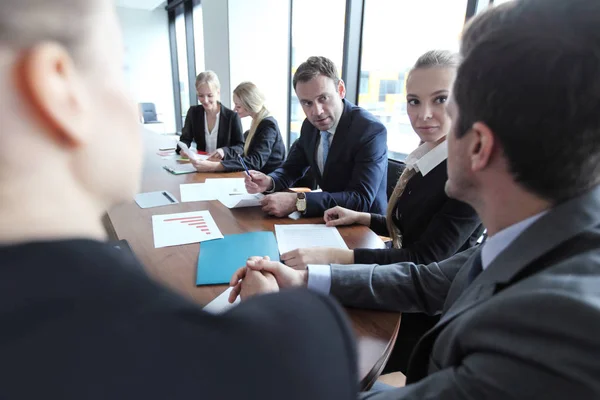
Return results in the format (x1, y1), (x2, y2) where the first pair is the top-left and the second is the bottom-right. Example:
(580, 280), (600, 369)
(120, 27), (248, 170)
(204, 111), (220, 153)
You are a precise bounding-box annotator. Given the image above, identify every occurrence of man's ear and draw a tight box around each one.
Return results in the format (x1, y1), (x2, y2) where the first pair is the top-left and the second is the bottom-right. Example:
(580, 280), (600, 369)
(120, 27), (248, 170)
(15, 42), (88, 147)
(337, 79), (346, 99)
(470, 121), (495, 172)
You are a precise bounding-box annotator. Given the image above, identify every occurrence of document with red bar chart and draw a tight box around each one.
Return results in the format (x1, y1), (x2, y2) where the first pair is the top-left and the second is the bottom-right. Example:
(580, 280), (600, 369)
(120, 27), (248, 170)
(151, 210), (223, 248)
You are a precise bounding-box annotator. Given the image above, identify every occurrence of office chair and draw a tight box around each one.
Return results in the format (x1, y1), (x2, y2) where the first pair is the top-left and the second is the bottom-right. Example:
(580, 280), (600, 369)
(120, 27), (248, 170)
(139, 102), (162, 124)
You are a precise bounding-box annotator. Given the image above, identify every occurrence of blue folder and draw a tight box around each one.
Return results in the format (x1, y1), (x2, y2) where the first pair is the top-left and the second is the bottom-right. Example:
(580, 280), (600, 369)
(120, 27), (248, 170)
(196, 231), (280, 285)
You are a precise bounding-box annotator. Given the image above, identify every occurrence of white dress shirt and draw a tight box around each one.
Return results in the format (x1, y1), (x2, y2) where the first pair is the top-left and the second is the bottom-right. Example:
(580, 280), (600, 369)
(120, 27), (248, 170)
(204, 111), (220, 154)
(307, 208), (548, 294)
(316, 123), (337, 175)
(481, 211), (547, 269)
(404, 140), (448, 176)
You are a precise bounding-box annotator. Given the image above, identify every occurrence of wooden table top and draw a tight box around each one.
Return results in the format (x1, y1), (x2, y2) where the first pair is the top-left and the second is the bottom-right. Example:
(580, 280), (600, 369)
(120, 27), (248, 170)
(106, 130), (401, 389)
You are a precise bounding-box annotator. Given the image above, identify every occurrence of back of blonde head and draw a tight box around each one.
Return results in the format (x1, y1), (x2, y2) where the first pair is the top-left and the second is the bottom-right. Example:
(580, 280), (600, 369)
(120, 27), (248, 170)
(233, 82), (270, 155)
(386, 50), (459, 248)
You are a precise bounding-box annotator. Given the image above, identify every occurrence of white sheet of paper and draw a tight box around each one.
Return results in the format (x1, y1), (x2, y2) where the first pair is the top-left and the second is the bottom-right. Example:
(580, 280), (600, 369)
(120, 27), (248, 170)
(219, 193), (264, 209)
(204, 178), (248, 196)
(180, 183), (219, 202)
(152, 210), (223, 248)
(288, 211), (301, 220)
(177, 141), (196, 158)
(274, 224), (348, 254)
(203, 287), (239, 314)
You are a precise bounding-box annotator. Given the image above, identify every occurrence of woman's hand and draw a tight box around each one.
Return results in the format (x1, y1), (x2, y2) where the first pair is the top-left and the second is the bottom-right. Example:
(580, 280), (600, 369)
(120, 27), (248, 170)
(324, 206), (371, 227)
(280, 247), (354, 269)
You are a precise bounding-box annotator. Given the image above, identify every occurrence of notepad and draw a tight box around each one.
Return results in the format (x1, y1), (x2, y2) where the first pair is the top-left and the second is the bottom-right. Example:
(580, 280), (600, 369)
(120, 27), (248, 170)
(196, 231), (280, 285)
(134, 191), (179, 208)
(163, 164), (197, 175)
(274, 224), (348, 254)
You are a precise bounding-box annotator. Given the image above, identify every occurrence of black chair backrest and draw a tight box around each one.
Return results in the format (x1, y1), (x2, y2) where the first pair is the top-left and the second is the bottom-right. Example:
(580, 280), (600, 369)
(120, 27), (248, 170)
(140, 103), (158, 123)
(387, 159), (406, 200)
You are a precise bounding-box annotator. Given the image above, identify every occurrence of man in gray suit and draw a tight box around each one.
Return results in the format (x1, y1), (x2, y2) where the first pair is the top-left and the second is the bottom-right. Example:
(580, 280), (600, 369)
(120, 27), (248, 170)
(230, 0), (600, 398)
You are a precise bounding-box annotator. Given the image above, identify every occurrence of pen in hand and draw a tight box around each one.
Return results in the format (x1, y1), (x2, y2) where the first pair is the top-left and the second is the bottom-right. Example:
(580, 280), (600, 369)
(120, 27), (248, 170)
(238, 154), (253, 181)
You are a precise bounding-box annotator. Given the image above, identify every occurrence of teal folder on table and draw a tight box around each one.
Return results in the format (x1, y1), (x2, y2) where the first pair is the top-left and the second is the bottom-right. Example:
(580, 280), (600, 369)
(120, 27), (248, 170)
(196, 231), (280, 285)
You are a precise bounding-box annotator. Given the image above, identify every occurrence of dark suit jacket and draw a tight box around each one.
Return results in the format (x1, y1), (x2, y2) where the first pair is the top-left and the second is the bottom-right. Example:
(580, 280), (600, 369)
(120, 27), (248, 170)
(220, 116), (285, 174)
(0, 240), (358, 400)
(269, 100), (388, 217)
(332, 184), (600, 399)
(178, 103), (244, 156)
(354, 161), (483, 265)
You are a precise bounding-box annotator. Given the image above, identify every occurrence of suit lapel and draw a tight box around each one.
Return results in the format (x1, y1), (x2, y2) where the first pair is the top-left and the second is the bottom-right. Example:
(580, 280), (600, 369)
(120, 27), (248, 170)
(216, 107), (228, 149)
(322, 100), (352, 181)
(195, 106), (207, 150)
(407, 184), (600, 383)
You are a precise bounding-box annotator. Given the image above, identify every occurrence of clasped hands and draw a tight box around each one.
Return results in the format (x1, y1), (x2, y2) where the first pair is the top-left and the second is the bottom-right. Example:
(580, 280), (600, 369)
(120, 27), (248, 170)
(228, 256), (308, 303)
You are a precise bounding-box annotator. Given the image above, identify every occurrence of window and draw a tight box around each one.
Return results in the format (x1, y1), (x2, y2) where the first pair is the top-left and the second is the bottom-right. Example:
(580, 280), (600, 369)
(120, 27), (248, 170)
(175, 7), (190, 125)
(492, 0), (513, 4)
(359, 71), (370, 95)
(193, 2), (205, 74)
(358, 0), (468, 160)
(289, 0), (346, 144)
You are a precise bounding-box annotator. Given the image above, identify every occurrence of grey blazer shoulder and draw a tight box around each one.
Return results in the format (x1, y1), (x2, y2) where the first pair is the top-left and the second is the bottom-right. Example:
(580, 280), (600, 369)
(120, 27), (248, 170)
(334, 185), (600, 399)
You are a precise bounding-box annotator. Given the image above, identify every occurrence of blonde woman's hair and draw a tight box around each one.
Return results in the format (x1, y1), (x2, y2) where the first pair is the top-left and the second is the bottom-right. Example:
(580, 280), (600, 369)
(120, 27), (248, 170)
(195, 70), (221, 92)
(233, 82), (270, 155)
(386, 50), (459, 248)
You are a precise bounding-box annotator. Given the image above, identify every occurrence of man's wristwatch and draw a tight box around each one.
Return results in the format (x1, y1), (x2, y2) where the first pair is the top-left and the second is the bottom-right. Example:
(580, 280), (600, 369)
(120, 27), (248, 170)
(296, 192), (307, 213)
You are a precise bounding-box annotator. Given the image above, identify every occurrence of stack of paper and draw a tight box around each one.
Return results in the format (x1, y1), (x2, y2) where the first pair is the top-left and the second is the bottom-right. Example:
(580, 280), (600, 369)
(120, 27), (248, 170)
(203, 288), (239, 314)
(180, 183), (218, 202)
(204, 178), (247, 196)
(219, 193), (264, 209)
(180, 178), (249, 203)
(274, 224), (348, 254)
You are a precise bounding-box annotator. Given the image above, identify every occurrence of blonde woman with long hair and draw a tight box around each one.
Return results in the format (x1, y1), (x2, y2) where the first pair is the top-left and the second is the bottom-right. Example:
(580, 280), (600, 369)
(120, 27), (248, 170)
(191, 81), (285, 173)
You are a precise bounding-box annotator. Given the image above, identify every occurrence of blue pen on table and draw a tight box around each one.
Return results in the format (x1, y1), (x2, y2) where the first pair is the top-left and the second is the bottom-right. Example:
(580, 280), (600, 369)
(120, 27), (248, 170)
(238, 154), (253, 180)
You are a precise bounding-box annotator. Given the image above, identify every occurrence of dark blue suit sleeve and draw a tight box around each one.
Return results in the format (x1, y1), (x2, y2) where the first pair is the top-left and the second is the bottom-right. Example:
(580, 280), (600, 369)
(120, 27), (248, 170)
(269, 135), (311, 191)
(304, 124), (388, 217)
(354, 199), (482, 265)
(221, 124), (280, 172)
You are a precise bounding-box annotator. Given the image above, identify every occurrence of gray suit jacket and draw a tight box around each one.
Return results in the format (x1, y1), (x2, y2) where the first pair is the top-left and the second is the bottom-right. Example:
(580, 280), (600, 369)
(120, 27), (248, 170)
(331, 185), (600, 399)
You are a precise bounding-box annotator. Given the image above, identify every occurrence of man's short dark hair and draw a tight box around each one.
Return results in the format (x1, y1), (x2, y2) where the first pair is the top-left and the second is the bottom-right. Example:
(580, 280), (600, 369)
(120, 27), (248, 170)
(454, 0), (600, 203)
(293, 56), (340, 89)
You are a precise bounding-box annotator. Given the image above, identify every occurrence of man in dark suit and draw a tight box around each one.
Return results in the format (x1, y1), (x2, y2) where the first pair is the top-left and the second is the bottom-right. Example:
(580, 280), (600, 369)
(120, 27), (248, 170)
(0, 1), (358, 399)
(231, 0), (600, 398)
(245, 56), (388, 218)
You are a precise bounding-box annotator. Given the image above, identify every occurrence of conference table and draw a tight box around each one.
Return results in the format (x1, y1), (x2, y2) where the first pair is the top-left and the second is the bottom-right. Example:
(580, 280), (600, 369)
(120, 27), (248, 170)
(106, 129), (401, 389)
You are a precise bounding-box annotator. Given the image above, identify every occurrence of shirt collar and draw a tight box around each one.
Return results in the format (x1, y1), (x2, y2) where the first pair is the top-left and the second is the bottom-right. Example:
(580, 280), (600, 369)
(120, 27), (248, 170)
(405, 140), (448, 176)
(481, 210), (548, 270)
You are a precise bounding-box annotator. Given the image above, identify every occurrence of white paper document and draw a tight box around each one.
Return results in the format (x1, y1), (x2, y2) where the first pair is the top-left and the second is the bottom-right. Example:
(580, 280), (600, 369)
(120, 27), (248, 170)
(177, 141), (199, 160)
(180, 183), (218, 202)
(152, 210), (223, 248)
(274, 224), (348, 254)
(203, 287), (239, 314)
(219, 193), (264, 209)
(204, 178), (248, 196)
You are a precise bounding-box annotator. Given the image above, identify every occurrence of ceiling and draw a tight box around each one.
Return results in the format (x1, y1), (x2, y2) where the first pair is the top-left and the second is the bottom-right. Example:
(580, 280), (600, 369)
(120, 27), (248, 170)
(114, 0), (166, 10)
